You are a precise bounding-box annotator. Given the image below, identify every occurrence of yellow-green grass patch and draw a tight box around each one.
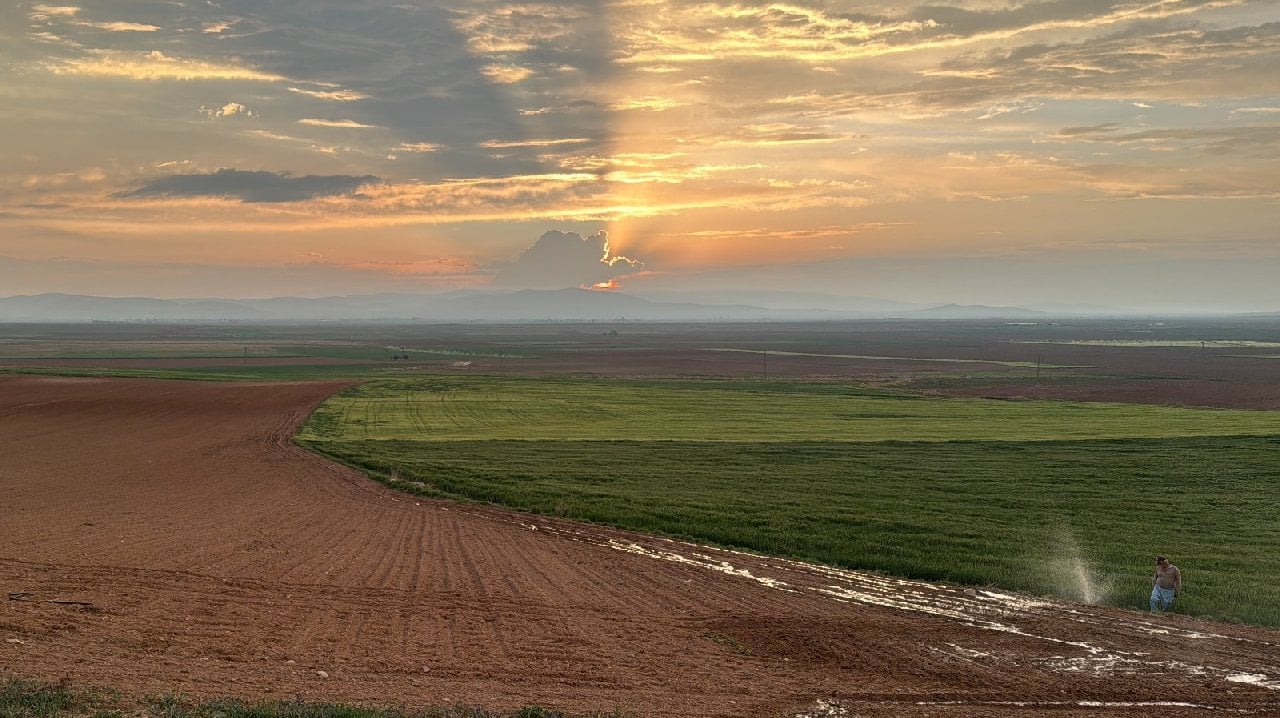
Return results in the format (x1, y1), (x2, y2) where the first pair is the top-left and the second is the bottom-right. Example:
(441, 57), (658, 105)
(298, 377), (1280, 444)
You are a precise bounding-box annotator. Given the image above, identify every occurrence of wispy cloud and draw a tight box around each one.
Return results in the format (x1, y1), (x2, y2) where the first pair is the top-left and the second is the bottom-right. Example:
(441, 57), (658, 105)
(609, 96), (684, 112)
(298, 118), (378, 129)
(616, 3), (937, 64)
(392, 142), (441, 153)
(73, 20), (159, 32)
(118, 169), (380, 203)
(480, 64), (533, 84)
(481, 138), (593, 149)
(29, 5), (81, 20)
(661, 224), (908, 241)
(289, 87), (368, 102)
(46, 50), (284, 81)
(201, 20), (236, 34)
(451, 2), (585, 54)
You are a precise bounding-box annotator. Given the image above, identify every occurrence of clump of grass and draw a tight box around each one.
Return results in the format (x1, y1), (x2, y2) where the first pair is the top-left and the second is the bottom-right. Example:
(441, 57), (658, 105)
(1, 678), (74, 718)
(1, 679), (633, 718)
(703, 631), (752, 655)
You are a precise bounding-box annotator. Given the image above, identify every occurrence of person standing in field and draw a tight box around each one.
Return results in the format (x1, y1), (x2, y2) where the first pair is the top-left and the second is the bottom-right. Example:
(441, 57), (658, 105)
(1150, 555), (1182, 611)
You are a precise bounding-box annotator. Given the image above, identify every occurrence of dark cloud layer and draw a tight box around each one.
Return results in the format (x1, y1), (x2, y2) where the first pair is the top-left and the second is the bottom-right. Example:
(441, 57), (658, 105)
(492, 230), (644, 289)
(120, 169), (379, 203)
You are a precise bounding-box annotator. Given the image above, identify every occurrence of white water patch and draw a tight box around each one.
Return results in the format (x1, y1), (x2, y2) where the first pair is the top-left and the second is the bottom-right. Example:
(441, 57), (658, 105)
(931, 642), (999, 664)
(606, 539), (794, 591)
(605, 534), (1135, 656)
(1035, 652), (1163, 677)
(1226, 672), (1280, 689)
(608, 534), (1105, 644)
(941, 642), (994, 659)
(917, 699), (1230, 710)
(1077, 701), (1219, 708)
(792, 698), (849, 717)
(815, 584), (1021, 634)
(1054, 607), (1277, 648)
(967, 588), (1054, 611)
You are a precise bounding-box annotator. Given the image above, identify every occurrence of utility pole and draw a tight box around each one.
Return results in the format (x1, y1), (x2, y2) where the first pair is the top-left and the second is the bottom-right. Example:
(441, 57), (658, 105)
(762, 349), (768, 381)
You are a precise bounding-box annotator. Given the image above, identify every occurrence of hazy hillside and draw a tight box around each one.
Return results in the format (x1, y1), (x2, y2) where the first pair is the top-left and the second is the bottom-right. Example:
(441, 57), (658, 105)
(0, 290), (802, 323)
(0, 291), (1158, 323)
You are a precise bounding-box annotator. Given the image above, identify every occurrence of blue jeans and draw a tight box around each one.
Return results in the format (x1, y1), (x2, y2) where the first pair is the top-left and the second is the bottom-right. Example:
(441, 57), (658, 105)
(1150, 585), (1176, 611)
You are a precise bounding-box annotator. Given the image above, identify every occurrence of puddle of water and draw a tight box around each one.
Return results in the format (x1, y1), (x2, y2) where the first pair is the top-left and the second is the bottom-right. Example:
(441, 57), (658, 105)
(917, 699), (1228, 710)
(607, 540), (794, 591)
(792, 698), (849, 717)
(1226, 672), (1280, 689)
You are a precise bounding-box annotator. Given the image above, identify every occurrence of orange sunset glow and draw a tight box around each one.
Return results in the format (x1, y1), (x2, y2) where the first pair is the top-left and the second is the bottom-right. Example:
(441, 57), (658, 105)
(2, 0), (1279, 311)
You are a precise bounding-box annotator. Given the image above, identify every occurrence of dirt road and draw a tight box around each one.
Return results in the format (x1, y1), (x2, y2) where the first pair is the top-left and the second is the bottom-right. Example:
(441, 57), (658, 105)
(1, 375), (1277, 716)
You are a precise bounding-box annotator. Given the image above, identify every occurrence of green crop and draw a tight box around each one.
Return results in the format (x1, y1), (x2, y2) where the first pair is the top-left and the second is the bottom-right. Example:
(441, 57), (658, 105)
(302, 376), (1280, 627)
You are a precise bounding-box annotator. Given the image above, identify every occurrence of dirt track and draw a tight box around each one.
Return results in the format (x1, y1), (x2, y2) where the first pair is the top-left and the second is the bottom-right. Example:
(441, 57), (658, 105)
(2, 375), (1278, 717)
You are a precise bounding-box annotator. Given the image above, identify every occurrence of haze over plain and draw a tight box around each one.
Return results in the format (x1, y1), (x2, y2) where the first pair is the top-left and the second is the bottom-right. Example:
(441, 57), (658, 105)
(2, 0), (1279, 312)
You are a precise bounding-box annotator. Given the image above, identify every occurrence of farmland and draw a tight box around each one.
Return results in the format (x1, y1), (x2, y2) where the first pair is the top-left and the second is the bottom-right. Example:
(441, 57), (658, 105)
(3, 318), (1280, 715)
(300, 377), (1280, 626)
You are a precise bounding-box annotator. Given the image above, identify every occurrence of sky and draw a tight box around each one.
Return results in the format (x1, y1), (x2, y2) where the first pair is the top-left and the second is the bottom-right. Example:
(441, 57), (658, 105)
(2, 0), (1279, 311)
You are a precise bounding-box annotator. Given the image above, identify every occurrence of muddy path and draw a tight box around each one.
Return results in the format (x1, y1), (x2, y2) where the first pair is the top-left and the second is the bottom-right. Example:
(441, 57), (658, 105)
(1, 375), (1277, 717)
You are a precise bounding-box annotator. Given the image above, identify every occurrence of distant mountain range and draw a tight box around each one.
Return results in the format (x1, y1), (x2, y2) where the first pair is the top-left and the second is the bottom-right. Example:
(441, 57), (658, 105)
(0, 290), (1136, 323)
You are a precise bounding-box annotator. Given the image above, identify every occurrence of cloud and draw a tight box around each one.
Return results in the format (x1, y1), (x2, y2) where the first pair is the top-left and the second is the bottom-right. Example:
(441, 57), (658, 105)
(72, 20), (160, 32)
(976, 100), (1043, 120)
(1055, 123), (1280, 156)
(289, 86), (368, 102)
(298, 118), (378, 128)
(919, 22), (1280, 110)
(29, 4), (157, 31)
(29, 5), (80, 20)
(1057, 123), (1123, 137)
(480, 138), (592, 149)
(118, 169), (379, 203)
(392, 142), (441, 153)
(492, 230), (644, 289)
(480, 64), (534, 84)
(609, 96), (684, 112)
(46, 50), (284, 81)
(202, 20), (236, 34)
(661, 224), (908, 242)
(199, 102), (256, 120)
(615, 3), (938, 64)
(451, 3), (585, 54)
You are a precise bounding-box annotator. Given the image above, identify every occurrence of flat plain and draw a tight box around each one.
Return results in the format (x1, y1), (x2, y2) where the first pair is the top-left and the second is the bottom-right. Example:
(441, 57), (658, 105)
(2, 318), (1279, 716)
(299, 377), (1280, 626)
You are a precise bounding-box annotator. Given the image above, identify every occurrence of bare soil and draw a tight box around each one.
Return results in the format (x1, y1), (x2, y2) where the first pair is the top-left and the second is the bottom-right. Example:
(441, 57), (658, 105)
(2, 375), (1278, 717)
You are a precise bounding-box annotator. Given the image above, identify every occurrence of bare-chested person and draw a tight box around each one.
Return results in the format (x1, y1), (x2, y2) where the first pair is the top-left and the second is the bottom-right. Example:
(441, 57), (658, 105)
(1150, 555), (1182, 611)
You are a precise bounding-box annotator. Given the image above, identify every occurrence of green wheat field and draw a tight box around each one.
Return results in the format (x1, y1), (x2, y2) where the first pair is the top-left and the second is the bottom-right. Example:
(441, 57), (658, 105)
(299, 377), (1280, 627)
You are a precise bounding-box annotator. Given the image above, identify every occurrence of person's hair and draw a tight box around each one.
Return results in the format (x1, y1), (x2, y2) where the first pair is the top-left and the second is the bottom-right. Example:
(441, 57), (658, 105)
(1156, 555), (1167, 563)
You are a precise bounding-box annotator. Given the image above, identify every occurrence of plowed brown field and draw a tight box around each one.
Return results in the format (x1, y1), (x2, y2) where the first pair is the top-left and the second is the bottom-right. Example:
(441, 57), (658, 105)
(2, 375), (1278, 717)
